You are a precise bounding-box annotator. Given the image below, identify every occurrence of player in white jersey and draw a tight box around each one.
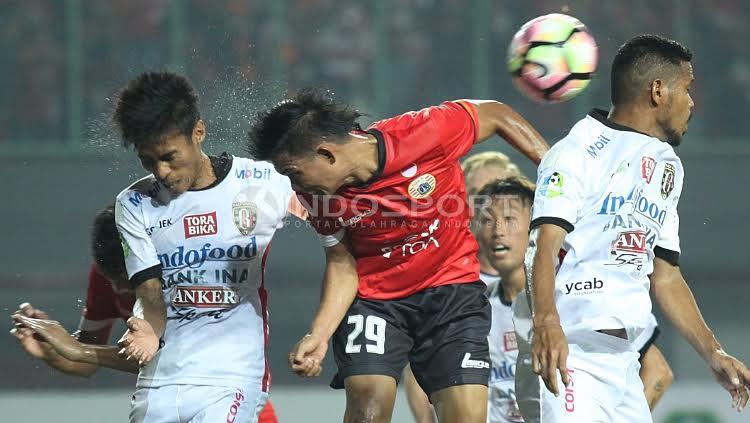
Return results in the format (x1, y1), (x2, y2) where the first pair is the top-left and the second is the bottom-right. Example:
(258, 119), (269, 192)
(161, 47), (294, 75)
(474, 177), (535, 423)
(403, 152), (528, 423)
(111, 72), (302, 422)
(516, 35), (750, 422)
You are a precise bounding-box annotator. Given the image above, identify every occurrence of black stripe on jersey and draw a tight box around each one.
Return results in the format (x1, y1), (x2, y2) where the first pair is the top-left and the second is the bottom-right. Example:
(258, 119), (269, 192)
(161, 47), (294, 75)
(130, 264), (162, 288)
(654, 246), (680, 266)
(190, 153), (233, 192)
(357, 129), (386, 187)
(588, 109), (650, 137)
(530, 217), (574, 233)
(637, 326), (661, 359)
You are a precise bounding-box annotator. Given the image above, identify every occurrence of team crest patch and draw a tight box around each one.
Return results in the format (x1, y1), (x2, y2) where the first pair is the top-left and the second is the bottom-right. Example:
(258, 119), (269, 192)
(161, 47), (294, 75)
(232, 201), (258, 235)
(661, 163), (675, 199)
(641, 156), (656, 183)
(539, 171), (564, 198)
(408, 173), (436, 199)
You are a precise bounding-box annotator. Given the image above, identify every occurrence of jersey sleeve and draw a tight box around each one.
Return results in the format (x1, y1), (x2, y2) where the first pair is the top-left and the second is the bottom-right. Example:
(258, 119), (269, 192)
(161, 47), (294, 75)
(115, 196), (162, 286)
(78, 265), (119, 335)
(530, 145), (587, 232)
(655, 161), (683, 265)
(369, 100), (479, 167)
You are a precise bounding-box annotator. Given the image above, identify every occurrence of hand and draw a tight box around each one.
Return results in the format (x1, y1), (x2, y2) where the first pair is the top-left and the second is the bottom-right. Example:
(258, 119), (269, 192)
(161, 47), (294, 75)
(12, 315), (83, 362)
(288, 333), (328, 378)
(531, 323), (570, 396)
(707, 349), (750, 411)
(10, 302), (54, 360)
(117, 317), (159, 365)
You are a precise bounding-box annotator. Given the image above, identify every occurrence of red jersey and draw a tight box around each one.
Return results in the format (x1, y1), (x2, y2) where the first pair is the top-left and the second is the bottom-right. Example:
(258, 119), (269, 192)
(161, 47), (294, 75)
(80, 265), (135, 336)
(302, 101), (480, 299)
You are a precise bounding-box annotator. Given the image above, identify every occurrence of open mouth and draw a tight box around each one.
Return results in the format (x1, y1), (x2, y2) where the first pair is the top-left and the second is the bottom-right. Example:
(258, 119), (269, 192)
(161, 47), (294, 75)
(492, 244), (510, 254)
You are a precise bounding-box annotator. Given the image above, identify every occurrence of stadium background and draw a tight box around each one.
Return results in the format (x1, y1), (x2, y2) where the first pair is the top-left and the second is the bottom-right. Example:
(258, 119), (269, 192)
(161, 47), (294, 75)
(1, 0), (748, 421)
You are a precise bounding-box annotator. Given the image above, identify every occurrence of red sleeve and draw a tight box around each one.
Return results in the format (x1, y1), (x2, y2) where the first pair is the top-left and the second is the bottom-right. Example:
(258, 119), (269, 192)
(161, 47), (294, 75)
(369, 100), (479, 171)
(297, 192), (344, 236)
(81, 265), (121, 322)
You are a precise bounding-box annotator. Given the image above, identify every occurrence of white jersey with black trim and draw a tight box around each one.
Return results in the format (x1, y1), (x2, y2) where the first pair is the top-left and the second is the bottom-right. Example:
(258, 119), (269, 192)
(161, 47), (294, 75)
(486, 279), (524, 423)
(521, 109), (683, 342)
(115, 154), (294, 389)
(481, 271), (501, 295)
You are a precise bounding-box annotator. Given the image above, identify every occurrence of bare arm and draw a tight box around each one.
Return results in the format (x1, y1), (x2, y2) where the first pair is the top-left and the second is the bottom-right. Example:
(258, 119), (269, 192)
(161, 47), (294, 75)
(639, 345), (673, 410)
(12, 315), (139, 376)
(404, 365), (437, 423)
(527, 224), (571, 395)
(465, 100), (549, 164)
(119, 278), (166, 364)
(289, 241), (359, 377)
(651, 257), (750, 410)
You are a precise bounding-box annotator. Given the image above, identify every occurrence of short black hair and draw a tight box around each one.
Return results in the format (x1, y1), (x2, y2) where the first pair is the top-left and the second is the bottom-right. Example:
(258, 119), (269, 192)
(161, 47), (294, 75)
(248, 88), (364, 161)
(475, 176), (535, 209)
(611, 35), (692, 106)
(113, 71), (200, 149)
(91, 204), (126, 278)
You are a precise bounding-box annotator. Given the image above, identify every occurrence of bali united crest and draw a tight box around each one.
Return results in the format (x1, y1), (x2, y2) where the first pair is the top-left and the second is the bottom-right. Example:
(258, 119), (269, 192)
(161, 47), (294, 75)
(660, 163), (675, 199)
(232, 201), (258, 235)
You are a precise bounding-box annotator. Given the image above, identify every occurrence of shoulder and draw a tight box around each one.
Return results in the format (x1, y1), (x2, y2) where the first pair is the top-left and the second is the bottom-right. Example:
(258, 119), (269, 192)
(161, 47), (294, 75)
(115, 174), (161, 210)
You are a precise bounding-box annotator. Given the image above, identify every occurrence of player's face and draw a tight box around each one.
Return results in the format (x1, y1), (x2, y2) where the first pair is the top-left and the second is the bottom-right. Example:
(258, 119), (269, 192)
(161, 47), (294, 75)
(660, 62), (695, 146)
(474, 195), (531, 274)
(135, 121), (206, 195)
(465, 165), (515, 195)
(274, 151), (342, 196)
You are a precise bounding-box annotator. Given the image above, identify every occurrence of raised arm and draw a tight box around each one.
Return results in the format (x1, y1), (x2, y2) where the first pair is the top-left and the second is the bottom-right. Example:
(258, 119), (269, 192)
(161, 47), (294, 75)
(651, 258), (750, 410)
(289, 241), (360, 377)
(464, 100), (549, 164)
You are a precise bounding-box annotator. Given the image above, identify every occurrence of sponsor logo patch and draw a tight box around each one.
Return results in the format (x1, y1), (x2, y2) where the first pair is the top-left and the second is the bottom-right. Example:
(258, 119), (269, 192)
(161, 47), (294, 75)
(503, 331), (518, 352)
(641, 156), (656, 183)
(171, 286), (238, 308)
(183, 211), (218, 239)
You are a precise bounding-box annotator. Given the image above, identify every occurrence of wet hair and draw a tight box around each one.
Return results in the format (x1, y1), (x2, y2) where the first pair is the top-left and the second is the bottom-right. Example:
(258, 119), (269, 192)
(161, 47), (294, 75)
(113, 71), (200, 149)
(91, 205), (127, 279)
(248, 88), (364, 161)
(475, 176), (536, 209)
(611, 34), (692, 106)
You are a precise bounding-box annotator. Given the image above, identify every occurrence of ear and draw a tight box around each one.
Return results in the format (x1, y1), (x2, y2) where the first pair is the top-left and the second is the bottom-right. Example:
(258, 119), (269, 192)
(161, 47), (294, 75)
(650, 79), (669, 106)
(316, 144), (336, 164)
(193, 120), (206, 145)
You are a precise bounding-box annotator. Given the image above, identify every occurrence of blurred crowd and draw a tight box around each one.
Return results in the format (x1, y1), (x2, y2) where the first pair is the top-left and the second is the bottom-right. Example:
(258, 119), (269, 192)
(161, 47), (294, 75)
(1, 0), (748, 143)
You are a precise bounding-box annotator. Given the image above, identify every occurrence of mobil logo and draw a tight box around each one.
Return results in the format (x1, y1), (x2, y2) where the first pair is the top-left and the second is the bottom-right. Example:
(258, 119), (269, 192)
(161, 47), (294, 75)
(597, 189), (666, 226)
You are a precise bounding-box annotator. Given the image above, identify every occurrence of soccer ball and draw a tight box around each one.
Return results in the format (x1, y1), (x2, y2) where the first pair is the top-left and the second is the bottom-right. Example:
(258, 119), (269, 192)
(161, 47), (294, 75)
(507, 13), (598, 103)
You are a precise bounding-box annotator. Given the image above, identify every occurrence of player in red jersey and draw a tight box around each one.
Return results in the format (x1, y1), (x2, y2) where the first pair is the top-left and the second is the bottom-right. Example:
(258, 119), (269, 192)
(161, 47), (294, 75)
(248, 89), (548, 423)
(11, 205), (278, 423)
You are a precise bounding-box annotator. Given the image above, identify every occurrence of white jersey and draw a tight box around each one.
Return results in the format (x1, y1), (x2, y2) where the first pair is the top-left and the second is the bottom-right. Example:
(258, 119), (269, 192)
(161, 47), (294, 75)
(525, 110), (683, 342)
(481, 271), (501, 295)
(115, 154), (294, 389)
(486, 278), (524, 423)
(633, 313), (658, 353)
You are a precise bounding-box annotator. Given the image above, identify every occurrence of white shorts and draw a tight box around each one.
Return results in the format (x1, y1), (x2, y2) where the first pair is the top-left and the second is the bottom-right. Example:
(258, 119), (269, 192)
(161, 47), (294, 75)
(130, 384), (267, 423)
(515, 330), (651, 423)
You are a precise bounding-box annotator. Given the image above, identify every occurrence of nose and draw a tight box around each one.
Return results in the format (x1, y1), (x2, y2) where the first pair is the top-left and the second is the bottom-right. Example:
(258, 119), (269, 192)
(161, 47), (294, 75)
(153, 162), (171, 181)
(493, 220), (507, 237)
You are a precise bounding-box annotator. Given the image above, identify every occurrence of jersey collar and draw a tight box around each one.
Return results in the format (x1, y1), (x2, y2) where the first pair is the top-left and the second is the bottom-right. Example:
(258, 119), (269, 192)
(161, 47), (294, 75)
(588, 108), (650, 137)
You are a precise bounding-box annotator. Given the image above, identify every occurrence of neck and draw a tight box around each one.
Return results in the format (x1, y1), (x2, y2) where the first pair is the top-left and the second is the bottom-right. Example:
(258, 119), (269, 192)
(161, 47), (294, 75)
(499, 266), (525, 303)
(479, 255), (500, 276)
(191, 153), (216, 190)
(607, 104), (667, 142)
(343, 133), (380, 186)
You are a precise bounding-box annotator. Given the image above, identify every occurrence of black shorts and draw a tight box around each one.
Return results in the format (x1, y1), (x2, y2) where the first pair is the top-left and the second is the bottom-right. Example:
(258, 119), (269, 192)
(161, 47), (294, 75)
(330, 281), (491, 395)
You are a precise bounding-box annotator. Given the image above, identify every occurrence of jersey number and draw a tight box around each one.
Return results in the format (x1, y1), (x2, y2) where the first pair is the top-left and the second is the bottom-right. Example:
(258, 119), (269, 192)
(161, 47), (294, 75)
(344, 315), (386, 355)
